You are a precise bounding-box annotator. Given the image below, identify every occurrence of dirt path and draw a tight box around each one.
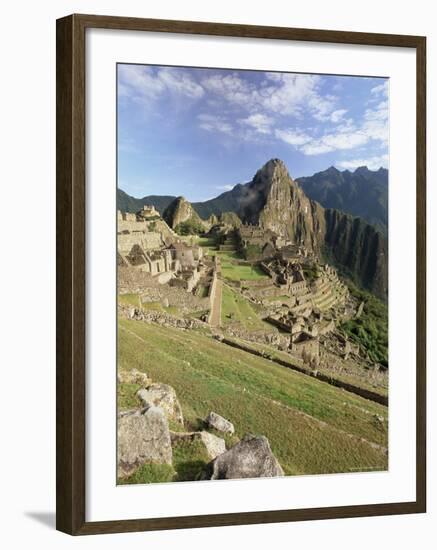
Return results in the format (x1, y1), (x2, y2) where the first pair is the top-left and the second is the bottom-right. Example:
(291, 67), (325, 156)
(209, 278), (222, 327)
(209, 258), (222, 328)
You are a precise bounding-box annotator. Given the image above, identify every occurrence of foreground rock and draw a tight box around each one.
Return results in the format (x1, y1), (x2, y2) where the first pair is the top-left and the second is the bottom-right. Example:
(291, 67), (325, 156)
(204, 434), (284, 480)
(118, 368), (151, 386)
(205, 411), (235, 434)
(170, 430), (226, 460)
(117, 406), (172, 478)
(200, 431), (227, 459)
(137, 383), (184, 425)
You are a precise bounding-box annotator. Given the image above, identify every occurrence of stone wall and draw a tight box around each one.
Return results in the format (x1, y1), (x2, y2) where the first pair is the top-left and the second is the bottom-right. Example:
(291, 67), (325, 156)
(118, 231), (163, 254)
(242, 279), (274, 290)
(140, 285), (210, 312)
(288, 281), (307, 295)
(118, 266), (161, 294)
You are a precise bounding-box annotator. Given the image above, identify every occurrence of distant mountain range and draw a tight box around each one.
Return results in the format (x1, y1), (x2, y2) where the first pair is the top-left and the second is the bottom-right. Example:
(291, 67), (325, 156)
(117, 190), (176, 215)
(118, 165), (388, 235)
(298, 166), (388, 235)
(117, 161), (388, 297)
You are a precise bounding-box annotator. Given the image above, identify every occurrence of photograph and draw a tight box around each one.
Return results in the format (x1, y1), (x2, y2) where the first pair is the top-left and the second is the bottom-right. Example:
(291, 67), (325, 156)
(116, 64), (389, 485)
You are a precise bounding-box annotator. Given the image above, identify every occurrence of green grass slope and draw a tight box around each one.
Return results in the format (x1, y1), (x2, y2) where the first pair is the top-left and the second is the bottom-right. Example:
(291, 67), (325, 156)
(118, 319), (388, 477)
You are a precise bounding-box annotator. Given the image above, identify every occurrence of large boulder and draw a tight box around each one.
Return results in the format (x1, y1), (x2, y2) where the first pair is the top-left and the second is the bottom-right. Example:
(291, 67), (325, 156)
(117, 406), (172, 478)
(204, 434), (284, 480)
(137, 383), (184, 425)
(118, 368), (151, 386)
(205, 411), (234, 434)
(169, 430), (226, 460)
(200, 431), (226, 460)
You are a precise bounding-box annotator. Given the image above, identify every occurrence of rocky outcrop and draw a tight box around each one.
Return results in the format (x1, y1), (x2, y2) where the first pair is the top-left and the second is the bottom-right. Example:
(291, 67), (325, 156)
(137, 383), (184, 425)
(163, 196), (205, 230)
(207, 214), (219, 226)
(203, 434), (284, 480)
(117, 407), (173, 478)
(236, 159), (387, 298)
(323, 208), (388, 297)
(239, 159), (325, 251)
(170, 430), (226, 460)
(118, 368), (151, 386)
(205, 411), (235, 434)
(219, 211), (242, 228)
(199, 431), (227, 459)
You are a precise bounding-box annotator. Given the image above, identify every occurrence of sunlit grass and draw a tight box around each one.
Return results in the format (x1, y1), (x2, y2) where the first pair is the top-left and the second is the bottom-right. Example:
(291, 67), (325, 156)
(118, 318), (388, 477)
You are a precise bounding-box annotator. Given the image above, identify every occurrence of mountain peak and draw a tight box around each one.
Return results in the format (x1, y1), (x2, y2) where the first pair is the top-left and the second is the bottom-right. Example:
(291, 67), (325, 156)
(259, 158), (288, 175)
(163, 195), (202, 229)
(254, 159), (292, 190)
(354, 165), (370, 173)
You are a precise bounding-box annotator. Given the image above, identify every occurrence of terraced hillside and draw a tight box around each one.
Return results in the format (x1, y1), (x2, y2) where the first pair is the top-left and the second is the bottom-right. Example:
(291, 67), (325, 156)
(118, 318), (388, 477)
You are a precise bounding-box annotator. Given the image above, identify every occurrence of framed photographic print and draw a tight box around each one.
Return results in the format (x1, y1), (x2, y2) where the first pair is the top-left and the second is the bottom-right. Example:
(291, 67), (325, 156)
(56, 14), (426, 535)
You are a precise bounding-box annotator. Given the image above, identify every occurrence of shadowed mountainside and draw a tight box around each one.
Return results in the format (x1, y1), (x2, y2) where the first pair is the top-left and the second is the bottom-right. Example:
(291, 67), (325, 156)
(297, 165), (388, 235)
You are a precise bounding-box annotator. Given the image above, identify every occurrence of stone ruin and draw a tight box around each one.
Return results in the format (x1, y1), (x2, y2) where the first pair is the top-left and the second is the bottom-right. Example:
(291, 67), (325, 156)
(237, 224), (287, 259)
(118, 206), (207, 290)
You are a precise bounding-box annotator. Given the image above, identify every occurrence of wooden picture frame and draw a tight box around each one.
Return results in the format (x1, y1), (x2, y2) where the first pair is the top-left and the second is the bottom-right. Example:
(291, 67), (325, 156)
(56, 13), (426, 535)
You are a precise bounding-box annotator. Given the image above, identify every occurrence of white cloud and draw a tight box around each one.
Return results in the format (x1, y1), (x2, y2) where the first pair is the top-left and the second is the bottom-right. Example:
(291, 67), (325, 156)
(239, 113), (273, 134)
(275, 96), (387, 157)
(202, 73), (254, 107)
(158, 67), (205, 99)
(276, 125), (369, 156)
(370, 81), (389, 98)
(118, 65), (389, 159)
(118, 65), (204, 102)
(299, 142), (334, 155)
(201, 72), (342, 122)
(274, 129), (311, 146)
(336, 154), (388, 171)
(308, 94), (337, 121)
(261, 74), (323, 117)
(197, 113), (233, 135)
(335, 155), (388, 170)
(361, 100), (389, 144)
(330, 109), (348, 123)
(319, 131), (368, 150)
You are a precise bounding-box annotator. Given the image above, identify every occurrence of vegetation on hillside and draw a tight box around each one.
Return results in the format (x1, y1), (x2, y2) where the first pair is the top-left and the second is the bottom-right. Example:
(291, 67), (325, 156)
(174, 219), (205, 235)
(302, 265), (319, 283)
(340, 283), (388, 368)
(243, 244), (262, 260)
(322, 208), (388, 299)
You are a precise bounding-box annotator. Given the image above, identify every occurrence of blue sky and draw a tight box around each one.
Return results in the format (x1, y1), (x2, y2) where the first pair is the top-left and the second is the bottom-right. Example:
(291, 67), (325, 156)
(117, 64), (388, 201)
